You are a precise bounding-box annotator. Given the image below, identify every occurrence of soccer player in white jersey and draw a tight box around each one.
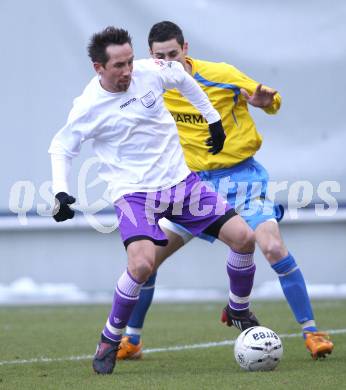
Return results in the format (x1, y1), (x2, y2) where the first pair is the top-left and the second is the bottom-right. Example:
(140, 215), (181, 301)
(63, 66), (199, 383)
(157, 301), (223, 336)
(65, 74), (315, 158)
(49, 26), (257, 375)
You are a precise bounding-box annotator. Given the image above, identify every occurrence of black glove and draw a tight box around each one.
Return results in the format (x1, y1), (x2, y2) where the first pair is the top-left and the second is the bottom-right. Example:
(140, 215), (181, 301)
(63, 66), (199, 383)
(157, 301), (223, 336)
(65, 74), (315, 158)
(205, 119), (226, 155)
(53, 192), (76, 222)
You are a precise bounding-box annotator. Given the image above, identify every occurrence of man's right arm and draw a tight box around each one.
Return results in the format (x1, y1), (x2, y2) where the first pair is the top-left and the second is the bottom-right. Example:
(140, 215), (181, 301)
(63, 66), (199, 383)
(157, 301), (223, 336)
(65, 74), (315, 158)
(48, 109), (89, 222)
(50, 154), (75, 222)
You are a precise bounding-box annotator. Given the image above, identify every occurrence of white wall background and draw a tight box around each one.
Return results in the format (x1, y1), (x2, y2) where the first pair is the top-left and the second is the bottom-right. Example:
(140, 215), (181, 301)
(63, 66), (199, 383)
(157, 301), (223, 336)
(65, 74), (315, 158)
(1, 0), (345, 211)
(0, 1), (345, 298)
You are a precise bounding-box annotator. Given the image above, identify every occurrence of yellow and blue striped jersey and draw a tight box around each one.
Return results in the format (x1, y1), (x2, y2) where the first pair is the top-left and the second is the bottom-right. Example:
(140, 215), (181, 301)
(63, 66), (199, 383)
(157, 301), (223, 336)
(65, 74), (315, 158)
(163, 57), (281, 171)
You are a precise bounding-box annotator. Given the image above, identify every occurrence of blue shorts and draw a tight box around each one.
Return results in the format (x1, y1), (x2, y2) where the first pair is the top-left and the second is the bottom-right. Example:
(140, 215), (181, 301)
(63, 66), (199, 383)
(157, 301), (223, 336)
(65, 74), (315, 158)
(159, 158), (283, 243)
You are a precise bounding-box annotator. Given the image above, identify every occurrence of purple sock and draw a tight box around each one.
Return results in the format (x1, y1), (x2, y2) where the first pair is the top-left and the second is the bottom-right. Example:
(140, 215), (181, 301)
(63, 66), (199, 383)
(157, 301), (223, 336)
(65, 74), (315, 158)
(102, 270), (143, 344)
(227, 249), (255, 313)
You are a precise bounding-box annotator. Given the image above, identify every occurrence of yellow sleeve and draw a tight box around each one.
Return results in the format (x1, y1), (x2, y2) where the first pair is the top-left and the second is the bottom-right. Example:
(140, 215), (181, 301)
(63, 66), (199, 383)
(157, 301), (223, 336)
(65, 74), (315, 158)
(222, 63), (281, 115)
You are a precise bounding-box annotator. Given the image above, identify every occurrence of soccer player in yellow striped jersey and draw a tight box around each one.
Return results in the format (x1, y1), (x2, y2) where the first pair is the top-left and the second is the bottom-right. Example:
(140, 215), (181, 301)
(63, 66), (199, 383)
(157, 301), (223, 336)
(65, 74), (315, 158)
(164, 59), (280, 172)
(118, 21), (333, 361)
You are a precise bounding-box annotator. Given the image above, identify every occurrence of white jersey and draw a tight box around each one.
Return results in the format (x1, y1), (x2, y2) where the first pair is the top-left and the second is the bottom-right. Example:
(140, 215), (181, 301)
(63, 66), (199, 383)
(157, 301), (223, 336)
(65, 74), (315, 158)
(49, 58), (220, 201)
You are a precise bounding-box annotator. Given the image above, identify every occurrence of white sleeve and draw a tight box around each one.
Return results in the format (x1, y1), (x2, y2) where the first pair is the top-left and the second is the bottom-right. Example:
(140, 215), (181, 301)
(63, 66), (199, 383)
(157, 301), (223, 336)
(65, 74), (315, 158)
(176, 72), (221, 124)
(51, 154), (72, 194)
(48, 103), (93, 194)
(48, 123), (85, 158)
(157, 60), (221, 124)
(48, 101), (93, 158)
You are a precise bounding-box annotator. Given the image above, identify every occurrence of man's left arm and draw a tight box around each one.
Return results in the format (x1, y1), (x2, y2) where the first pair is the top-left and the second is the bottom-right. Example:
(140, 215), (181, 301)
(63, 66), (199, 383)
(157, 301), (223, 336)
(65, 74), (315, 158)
(226, 63), (281, 114)
(241, 83), (281, 114)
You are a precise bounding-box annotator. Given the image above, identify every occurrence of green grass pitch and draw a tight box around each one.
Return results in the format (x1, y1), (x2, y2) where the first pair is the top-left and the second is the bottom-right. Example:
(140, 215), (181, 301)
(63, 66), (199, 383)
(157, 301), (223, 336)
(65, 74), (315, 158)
(0, 300), (346, 389)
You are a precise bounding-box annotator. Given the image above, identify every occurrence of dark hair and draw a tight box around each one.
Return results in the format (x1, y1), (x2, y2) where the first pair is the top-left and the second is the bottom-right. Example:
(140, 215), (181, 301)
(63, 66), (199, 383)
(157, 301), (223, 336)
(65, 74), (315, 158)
(148, 21), (184, 49)
(87, 26), (132, 65)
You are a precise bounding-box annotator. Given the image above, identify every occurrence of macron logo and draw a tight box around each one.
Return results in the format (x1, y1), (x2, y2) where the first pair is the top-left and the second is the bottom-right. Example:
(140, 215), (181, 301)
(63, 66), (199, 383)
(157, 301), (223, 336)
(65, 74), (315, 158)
(120, 97), (136, 109)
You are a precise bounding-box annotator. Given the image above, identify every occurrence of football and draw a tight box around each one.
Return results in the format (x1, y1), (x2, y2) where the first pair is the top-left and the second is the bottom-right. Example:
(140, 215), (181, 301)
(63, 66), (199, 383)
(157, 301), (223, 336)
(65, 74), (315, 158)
(234, 326), (283, 371)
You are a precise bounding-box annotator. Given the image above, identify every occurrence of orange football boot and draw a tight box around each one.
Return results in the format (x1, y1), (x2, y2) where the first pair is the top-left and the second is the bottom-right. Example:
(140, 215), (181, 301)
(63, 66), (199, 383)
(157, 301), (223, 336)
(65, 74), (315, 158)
(117, 336), (143, 360)
(305, 332), (334, 359)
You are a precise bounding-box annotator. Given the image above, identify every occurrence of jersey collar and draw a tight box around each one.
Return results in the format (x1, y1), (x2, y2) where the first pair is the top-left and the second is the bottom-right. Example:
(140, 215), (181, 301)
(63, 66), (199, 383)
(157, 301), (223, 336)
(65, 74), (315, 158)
(185, 56), (195, 76)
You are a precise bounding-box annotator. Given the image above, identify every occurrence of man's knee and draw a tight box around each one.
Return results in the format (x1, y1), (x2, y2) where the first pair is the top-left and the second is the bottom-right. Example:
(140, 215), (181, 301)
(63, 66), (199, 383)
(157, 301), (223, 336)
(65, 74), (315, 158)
(219, 216), (255, 253)
(261, 238), (287, 263)
(132, 259), (155, 281)
(255, 221), (288, 263)
(127, 241), (156, 282)
(232, 225), (255, 253)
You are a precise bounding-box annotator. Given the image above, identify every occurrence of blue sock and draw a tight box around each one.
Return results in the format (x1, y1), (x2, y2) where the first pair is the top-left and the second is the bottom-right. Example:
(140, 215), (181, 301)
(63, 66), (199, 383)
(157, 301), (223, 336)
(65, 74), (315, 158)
(126, 334), (141, 345)
(271, 253), (317, 336)
(126, 272), (157, 343)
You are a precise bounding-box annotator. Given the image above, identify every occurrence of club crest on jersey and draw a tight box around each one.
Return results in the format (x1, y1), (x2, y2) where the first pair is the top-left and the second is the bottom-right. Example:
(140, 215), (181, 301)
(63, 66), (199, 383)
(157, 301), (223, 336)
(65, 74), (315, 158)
(154, 59), (172, 68)
(154, 59), (165, 67)
(140, 91), (156, 108)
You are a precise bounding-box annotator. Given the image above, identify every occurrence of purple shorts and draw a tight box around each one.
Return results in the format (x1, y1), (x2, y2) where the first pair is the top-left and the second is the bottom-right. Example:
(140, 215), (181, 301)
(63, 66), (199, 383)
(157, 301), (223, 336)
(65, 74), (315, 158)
(114, 172), (237, 248)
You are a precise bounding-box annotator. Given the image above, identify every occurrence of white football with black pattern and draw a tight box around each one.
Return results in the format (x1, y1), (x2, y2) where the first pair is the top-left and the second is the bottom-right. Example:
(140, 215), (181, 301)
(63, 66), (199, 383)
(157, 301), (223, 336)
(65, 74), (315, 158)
(234, 326), (283, 371)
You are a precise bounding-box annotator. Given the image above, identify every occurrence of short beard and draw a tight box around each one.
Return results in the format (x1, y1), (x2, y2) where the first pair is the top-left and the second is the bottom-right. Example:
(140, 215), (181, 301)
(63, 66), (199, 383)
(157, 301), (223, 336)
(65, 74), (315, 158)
(117, 81), (130, 92)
